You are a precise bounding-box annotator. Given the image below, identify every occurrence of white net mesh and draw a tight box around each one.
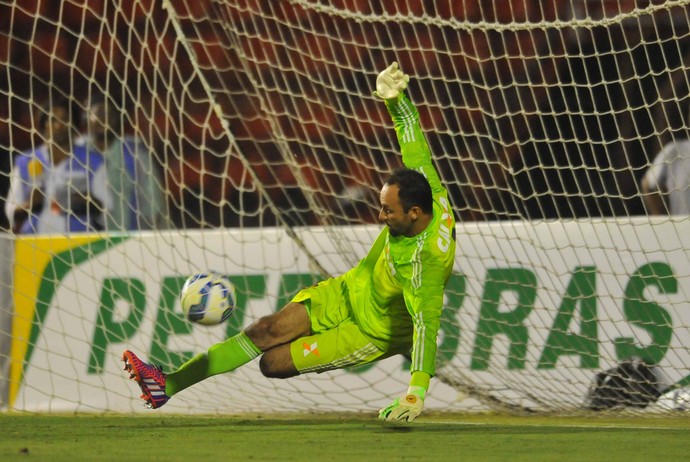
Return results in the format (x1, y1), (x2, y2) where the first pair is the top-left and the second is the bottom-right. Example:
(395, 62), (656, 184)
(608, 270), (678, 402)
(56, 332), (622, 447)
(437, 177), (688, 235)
(2, 0), (690, 414)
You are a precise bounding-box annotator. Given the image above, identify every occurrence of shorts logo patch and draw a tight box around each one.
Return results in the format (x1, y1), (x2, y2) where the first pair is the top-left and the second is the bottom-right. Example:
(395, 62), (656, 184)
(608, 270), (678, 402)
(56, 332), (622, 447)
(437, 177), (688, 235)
(303, 341), (320, 357)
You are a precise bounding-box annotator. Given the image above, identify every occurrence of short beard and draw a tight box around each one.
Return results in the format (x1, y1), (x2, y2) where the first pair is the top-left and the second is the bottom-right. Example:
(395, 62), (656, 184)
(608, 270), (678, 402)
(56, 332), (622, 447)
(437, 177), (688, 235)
(387, 222), (409, 237)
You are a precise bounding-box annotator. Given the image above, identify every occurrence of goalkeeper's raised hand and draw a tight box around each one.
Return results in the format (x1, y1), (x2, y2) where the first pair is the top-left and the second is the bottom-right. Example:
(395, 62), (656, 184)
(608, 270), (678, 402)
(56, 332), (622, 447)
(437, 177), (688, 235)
(378, 391), (424, 422)
(374, 62), (410, 101)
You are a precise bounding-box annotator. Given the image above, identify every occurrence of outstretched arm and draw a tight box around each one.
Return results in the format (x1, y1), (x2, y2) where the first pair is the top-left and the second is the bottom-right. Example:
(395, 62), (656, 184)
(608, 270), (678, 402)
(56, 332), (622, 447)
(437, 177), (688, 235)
(375, 63), (449, 423)
(375, 63), (445, 196)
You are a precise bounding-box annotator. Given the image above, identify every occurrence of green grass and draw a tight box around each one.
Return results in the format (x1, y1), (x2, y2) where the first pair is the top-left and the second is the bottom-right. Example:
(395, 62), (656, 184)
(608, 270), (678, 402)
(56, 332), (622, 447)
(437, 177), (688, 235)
(1, 413), (689, 461)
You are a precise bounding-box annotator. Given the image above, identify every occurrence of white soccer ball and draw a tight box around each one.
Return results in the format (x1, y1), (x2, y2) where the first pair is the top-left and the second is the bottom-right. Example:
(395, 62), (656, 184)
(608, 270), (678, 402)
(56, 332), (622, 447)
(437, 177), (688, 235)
(179, 273), (236, 326)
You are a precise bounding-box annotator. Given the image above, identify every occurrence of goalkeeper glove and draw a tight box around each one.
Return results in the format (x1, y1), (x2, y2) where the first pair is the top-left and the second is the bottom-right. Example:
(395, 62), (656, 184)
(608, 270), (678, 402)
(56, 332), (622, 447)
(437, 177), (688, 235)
(373, 62), (410, 101)
(378, 389), (424, 422)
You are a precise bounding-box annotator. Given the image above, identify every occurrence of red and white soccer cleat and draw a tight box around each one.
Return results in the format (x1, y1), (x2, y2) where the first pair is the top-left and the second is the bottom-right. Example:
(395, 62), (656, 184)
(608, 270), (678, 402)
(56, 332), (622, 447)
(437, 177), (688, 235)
(122, 350), (169, 409)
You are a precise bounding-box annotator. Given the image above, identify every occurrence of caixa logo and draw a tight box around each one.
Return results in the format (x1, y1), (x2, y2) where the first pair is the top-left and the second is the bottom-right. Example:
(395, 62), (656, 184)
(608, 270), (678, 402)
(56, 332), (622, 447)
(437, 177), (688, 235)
(437, 196), (453, 253)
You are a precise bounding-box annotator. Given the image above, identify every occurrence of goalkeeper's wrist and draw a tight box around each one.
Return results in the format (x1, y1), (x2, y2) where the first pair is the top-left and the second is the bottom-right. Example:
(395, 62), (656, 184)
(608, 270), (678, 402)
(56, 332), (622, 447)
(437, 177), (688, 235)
(382, 92), (404, 106)
(407, 386), (426, 401)
(407, 371), (431, 400)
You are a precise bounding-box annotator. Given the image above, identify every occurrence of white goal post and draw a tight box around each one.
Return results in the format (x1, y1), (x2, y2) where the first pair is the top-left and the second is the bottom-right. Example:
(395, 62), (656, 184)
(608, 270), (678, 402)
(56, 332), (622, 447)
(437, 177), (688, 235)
(1, 0), (690, 415)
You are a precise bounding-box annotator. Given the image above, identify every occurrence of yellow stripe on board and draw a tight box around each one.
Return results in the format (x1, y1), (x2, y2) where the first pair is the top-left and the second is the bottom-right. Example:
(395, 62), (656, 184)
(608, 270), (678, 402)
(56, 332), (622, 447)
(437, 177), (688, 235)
(9, 234), (103, 408)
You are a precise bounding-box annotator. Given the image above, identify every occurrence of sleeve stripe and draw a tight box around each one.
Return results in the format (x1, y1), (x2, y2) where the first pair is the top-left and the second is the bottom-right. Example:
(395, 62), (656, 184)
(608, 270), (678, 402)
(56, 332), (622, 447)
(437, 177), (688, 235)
(412, 311), (425, 371)
(395, 97), (417, 144)
(411, 236), (425, 371)
(411, 235), (425, 290)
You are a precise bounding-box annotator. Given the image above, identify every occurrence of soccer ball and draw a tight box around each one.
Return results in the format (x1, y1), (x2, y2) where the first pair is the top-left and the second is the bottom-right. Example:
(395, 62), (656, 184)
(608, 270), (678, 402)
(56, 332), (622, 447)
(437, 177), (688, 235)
(179, 273), (236, 326)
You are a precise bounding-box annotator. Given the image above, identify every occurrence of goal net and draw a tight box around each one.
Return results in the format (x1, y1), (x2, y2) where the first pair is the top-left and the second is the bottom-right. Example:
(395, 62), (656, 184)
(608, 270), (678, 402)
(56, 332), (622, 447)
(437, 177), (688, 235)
(2, 0), (690, 415)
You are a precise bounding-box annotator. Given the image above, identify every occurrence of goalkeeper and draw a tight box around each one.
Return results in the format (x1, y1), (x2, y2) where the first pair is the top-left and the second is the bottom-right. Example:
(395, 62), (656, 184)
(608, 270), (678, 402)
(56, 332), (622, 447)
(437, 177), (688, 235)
(123, 62), (456, 422)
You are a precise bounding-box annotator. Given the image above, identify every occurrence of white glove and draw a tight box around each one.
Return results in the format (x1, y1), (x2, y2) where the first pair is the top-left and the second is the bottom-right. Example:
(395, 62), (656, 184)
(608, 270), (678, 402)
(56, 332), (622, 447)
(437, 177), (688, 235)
(378, 393), (424, 422)
(374, 62), (410, 101)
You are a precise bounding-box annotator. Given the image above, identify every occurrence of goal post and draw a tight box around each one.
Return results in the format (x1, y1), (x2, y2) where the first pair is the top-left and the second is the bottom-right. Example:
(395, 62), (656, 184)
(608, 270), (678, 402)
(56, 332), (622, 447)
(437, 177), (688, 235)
(2, 0), (690, 414)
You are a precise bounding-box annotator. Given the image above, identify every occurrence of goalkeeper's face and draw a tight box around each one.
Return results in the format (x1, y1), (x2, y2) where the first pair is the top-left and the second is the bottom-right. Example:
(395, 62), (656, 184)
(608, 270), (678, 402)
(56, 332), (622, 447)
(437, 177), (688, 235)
(379, 183), (420, 237)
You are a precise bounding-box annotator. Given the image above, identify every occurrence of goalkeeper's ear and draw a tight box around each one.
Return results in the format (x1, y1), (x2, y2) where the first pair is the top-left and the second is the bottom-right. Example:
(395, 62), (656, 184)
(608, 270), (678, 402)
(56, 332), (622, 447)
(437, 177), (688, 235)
(373, 61), (410, 101)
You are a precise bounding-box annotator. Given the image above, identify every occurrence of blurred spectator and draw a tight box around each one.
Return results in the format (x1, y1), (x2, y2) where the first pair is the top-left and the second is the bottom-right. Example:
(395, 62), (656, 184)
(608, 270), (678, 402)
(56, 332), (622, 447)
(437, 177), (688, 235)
(5, 139), (47, 234)
(5, 97), (103, 234)
(85, 96), (169, 231)
(641, 139), (690, 216)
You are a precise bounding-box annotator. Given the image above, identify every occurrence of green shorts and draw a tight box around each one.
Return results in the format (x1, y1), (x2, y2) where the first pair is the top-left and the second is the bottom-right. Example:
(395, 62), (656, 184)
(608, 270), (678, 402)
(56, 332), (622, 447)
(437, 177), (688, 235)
(289, 276), (386, 373)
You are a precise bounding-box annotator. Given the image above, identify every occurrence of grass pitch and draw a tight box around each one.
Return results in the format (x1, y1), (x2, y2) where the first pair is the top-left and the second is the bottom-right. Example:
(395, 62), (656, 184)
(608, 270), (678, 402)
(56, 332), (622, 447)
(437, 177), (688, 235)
(1, 413), (689, 461)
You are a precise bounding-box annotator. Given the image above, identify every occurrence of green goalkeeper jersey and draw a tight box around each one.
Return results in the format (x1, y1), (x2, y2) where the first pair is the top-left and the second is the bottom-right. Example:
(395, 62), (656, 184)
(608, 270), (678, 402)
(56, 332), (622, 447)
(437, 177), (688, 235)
(344, 93), (456, 377)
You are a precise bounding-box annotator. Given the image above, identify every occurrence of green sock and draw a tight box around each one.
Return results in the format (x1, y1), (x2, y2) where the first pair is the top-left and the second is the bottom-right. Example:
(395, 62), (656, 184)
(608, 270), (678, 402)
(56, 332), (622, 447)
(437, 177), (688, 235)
(165, 331), (261, 396)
